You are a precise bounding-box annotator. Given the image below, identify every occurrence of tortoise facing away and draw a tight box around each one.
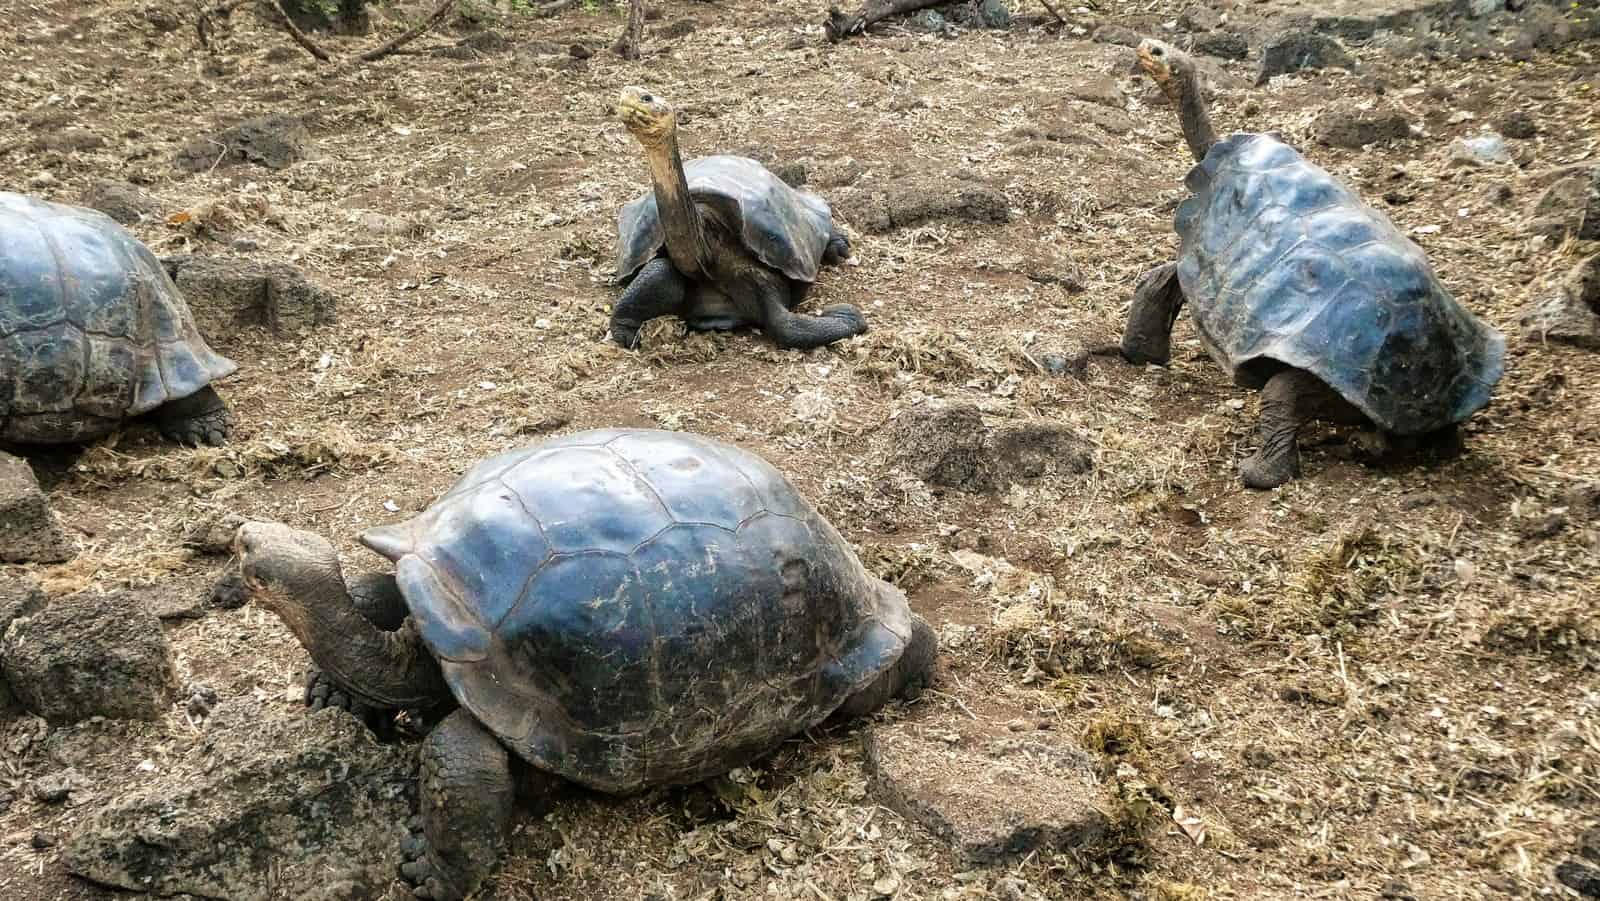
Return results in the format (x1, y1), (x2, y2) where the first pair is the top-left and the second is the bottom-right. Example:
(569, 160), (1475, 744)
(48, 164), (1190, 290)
(235, 428), (937, 900)
(1117, 42), (1505, 489)
(1, 191), (237, 447)
(610, 86), (867, 351)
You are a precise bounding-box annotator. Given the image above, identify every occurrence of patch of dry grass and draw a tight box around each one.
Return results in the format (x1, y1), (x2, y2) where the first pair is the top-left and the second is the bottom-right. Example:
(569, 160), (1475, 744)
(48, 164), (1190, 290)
(70, 427), (399, 484)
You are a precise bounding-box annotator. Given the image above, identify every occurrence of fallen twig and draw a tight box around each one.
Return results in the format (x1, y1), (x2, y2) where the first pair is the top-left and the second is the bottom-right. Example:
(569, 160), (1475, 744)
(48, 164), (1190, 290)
(1037, 0), (1068, 25)
(195, 0), (248, 52)
(824, 0), (948, 42)
(268, 0), (332, 61)
(358, 0), (456, 62)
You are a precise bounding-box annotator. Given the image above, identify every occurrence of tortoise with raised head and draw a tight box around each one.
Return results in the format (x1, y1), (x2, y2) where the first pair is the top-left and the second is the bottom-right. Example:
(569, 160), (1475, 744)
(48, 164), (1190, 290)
(235, 428), (937, 900)
(1, 191), (237, 447)
(1119, 41), (1505, 489)
(610, 86), (867, 350)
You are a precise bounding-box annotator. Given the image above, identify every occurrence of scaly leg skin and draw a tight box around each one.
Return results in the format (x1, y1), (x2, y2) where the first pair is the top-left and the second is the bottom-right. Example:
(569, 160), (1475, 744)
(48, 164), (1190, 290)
(754, 269), (868, 350)
(1239, 368), (1360, 490)
(833, 612), (938, 720)
(151, 386), (233, 447)
(1119, 261), (1186, 366)
(401, 710), (520, 901)
(611, 257), (690, 349)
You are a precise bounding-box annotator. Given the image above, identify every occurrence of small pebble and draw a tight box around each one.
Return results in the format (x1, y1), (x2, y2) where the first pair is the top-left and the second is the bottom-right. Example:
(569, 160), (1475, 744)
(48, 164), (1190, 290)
(31, 832), (55, 850)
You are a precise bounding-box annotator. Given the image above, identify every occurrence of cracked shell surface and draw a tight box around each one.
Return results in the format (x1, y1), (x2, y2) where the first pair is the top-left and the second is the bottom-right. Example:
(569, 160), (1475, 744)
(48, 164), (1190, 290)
(615, 155), (836, 284)
(0, 191), (237, 444)
(358, 428), (913, 794)
(1175, 134), (1506, 435)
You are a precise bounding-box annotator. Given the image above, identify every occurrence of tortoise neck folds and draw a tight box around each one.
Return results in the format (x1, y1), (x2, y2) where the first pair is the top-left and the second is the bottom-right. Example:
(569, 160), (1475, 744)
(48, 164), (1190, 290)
(1173, 68), (1219, 163)
(644, 132), (712, 277)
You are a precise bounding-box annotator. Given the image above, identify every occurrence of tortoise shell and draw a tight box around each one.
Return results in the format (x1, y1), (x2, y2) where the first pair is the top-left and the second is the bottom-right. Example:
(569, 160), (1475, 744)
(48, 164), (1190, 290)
(1, 192), (237, 444)
(359, 429), (914, 794)
(1174, 134), (1505, 435)
(615, 155), (836, 284)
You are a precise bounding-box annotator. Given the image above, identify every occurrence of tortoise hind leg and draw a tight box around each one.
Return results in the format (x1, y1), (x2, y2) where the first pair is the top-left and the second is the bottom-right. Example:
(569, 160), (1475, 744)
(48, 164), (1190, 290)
(1119, 261), (1186, 366)
(150, 385), (233, 447)
(611, 257), (690, 349)
(401, 710), (519, 901)
(752, 270), (868, 350)
(833, 613), (937, 720)
(1239, 368), (1362, 490)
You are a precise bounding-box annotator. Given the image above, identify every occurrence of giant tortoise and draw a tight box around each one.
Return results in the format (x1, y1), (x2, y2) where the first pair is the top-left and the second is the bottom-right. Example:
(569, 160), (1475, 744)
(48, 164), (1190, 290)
(235, 428), (937, 899)
(1117, 41), (1505, 489)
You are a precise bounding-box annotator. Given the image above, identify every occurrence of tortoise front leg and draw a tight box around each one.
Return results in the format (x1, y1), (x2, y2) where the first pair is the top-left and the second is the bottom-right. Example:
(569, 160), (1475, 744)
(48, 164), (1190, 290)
(150, 385), (233, 447)
(611, 257), (690, 349)
(1120, 261), (1186, 366)
(1239, 368), (1361, 489)
(401, 710), (522, 900)
(752, 269), (868, 350)
(822, 226), (852, 266)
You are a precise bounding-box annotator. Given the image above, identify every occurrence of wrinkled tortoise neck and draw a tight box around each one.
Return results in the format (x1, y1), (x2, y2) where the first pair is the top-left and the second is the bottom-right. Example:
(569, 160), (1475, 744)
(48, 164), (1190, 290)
(242, 525), (450, 711)
(643, 127), (713, 278)
(1172, 66), (1219, 163)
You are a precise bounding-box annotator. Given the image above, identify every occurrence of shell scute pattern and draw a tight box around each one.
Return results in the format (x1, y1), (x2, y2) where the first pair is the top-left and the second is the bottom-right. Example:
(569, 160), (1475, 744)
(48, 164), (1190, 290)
(360, 429), (909, 793)
(615, 154), (835, 284)
(0, 192), (236, 443)
(1175, 134), (1505, 433)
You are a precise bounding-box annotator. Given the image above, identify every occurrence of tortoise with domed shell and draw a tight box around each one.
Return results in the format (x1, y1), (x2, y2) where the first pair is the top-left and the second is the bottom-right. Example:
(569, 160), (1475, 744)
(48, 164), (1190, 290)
(235, 428), (937, 900)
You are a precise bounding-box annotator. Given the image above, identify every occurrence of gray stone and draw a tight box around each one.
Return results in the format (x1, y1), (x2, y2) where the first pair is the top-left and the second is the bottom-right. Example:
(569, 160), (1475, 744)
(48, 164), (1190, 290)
(0, 452), (72, 564)
(1313, 105), (1413, 149)
(863, 723), (1116, 866)
(887, 401), (1093, 492)
(1178, 4), (1221, 31)
(182, 511), (246, 556)
(160, 255), (337, 335)
(889, 402), (991, 491)
(1450, 133), (1511, 166)
(1520, 255), (1600, 350)
(1256, 31), (1355, 85)
(834, 177), (1009, 235)
(1529, 174), (1590, 238)
(1040, 347), (1089, 378)
(1, 591), (177, 724)
(1092, 24), (1143, 47)
(1499, 110), (1538, 139)
(1555, 861), (1600, 899)
(0, 574), (47, 710)
(1191, 30), (1249, 60)
(81, 180), (159, 225)
(174, 114), (308, 172)
(62, 702), (411, 901)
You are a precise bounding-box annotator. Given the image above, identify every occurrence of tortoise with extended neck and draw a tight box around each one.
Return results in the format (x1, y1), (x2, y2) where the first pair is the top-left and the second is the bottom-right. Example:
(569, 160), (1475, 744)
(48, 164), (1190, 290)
(234, 428), (936, 900)
(610, 86), (867, 350)
(1121, 40), (1505, 489)
(1, 191), (237, 448)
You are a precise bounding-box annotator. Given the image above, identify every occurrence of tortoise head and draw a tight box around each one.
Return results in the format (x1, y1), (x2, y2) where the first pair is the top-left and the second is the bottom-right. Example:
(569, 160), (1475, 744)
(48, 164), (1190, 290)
(1137, 39), (1194, 104)
(616, 85), (677, 149)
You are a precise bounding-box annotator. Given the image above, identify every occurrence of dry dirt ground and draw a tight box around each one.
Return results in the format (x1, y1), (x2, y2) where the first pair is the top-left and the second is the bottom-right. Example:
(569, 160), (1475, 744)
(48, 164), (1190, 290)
(2, 0), (1599, 899)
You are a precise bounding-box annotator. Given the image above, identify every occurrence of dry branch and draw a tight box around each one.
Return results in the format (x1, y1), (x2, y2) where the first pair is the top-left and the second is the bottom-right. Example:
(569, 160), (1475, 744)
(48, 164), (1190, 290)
(1036, 0), (1067, 24)
(534, 0), (580, 16)
(613, 0), (646, 60)
(268, 0), (332, 60)
(359, 0), (456, 62)
(824, 0), (948, 42)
